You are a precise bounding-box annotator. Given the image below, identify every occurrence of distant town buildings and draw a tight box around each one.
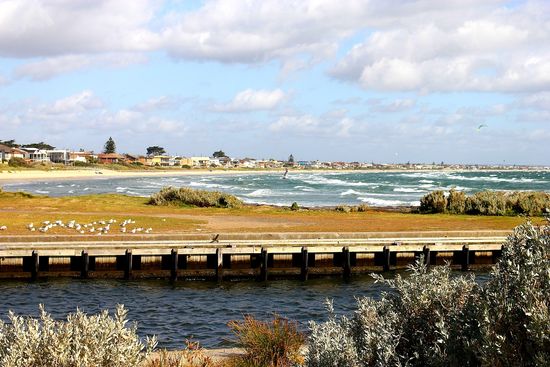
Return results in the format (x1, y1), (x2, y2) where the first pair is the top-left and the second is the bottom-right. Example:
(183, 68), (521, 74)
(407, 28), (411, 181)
(0, 143), (547, 171)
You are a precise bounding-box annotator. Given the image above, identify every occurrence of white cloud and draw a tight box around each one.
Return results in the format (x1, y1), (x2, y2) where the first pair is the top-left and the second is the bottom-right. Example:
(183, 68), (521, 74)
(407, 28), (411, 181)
(331, 1), (550, 92)
(369, 98), (417, 113)
(212, 89), (286, 112)
(0, 0), (158, 58)
(269, 112), (355, 137)
(14, 53), (147, 81)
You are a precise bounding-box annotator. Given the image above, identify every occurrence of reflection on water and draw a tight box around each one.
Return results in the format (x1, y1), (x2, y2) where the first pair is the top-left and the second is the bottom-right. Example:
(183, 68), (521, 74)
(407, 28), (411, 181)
(0, 271), (489, 348)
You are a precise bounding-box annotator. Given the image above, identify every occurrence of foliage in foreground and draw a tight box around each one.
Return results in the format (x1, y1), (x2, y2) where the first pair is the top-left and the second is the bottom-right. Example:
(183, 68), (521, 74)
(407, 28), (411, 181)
(227, 315), (305, 367)
(307, 221), (550, 367)
(0, 304), (156, 367)
(148, 186), (243, 208)
(144, 341), (217, 367)
(420, 189), (550, 216)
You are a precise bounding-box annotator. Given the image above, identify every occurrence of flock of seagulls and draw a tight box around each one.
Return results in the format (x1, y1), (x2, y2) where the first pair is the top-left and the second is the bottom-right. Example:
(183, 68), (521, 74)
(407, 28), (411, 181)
(0, 219), (154, 236)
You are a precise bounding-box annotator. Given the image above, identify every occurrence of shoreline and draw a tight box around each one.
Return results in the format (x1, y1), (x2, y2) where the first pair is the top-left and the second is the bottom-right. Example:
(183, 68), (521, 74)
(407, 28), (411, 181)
(1, 167), (547, 185)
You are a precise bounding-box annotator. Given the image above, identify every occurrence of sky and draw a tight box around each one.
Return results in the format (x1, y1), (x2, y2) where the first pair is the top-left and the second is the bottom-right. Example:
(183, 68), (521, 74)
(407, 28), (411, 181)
(0, 0), (549, 165)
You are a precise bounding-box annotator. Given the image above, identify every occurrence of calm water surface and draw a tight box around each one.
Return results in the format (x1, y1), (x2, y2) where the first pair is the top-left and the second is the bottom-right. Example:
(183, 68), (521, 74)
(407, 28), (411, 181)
(0, 272), (489, 348)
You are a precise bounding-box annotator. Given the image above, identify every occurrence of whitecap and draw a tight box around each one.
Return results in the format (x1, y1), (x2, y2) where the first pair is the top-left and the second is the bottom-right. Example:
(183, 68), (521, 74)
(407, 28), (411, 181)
(393, 187), (426, 193)
(245, 189), (272, 197)
(340, 189), (362, 196)
(35, 190), (49, 194)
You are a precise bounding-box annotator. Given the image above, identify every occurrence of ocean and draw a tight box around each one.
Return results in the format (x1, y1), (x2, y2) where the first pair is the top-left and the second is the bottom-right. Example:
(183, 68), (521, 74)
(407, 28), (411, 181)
(3, 170), (549, 207)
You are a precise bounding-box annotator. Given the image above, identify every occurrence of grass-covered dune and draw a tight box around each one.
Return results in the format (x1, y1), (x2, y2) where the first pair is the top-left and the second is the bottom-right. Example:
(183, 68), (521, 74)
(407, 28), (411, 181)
(0, 187), (543, 239)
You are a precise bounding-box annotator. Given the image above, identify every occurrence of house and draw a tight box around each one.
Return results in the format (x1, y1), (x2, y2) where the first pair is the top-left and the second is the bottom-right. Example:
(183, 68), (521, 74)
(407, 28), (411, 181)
(0, 144), (27, 162)
(151, 155), (170, 166)
(69, 151), (95, 163)
(47, 150), (70, 163)
(21, 147), (49, 162)
(168, 156), (182, 166)
(124, 154), (140, 164)
(190, 156), (210, 167)
(97, 153), (125, 164)
(180, 157), (193, 167)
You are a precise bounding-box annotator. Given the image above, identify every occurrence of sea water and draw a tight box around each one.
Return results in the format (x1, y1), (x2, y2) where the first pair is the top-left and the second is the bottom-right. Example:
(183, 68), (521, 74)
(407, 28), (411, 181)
(4, 170), (549, 207)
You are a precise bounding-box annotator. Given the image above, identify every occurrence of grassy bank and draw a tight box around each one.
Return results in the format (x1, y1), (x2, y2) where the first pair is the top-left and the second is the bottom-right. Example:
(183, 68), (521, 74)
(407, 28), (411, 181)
(0, 189), (539, 238)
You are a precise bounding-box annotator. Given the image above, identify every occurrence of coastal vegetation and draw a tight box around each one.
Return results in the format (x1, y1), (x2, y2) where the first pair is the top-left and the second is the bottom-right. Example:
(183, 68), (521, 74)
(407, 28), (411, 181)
(306, 221), (550, 366)
(420, 189), (550, 216)
(0, 305), (156, 367)
(148, 186), (243, 208)
(0, 189), (537, 237)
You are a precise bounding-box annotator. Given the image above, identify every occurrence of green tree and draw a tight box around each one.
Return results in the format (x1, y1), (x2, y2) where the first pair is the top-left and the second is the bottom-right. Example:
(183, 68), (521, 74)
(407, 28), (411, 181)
(0, 139), (19, 148)
(146, 146), (166, 157)
(22, 142), (55, 150)
(103, 137), (116, 154)
(213, 150), (227, 158)
(288, 154), (295, 163)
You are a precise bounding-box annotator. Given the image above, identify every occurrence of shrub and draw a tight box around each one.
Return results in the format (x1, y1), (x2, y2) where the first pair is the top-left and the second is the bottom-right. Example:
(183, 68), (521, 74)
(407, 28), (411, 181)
(446, 189), (466, 214)
(465, 191), (508, 215)
(419, 190), (447, 213)
(306, 221), (550, 367)
(290, 202), (300, 211)
(73, 160), (91, 167)
(148, 187), (243, 208)
(7, 157), (29, 168)
(335, 205), (351, 213)
(144, 341), (216, 367)
(0, 305), (156, 367)
(357, 204), (369, 212)
(508, 191), (550, 216)
(227, 315), (304, 367)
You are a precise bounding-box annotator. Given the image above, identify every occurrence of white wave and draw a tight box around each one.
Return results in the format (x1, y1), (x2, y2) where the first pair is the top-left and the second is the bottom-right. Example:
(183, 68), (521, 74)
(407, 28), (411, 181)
(419, 184), (435, 189)
(301, 176), (378, 187)
(115, 187), (128, 192)
(294, 185), (317, 192)
(393, 187), (426, 193)
(245, 189), (273, 197)
(241, 199), (288, 206)
(340, 189), (362, 196)
(189, 181), (227, 189)
(35, 190), (49, 194)
(56, 185), (65, 188)
(83, 187), (90, 191)
(447, 174), (546, 184)
(419, 179), (434, 183)
(68, 190), (75, 194)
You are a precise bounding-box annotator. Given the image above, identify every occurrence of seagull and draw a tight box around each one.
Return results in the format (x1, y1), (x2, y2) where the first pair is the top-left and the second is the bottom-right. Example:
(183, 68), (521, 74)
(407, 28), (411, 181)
(477, 124), (487, 131)
(211, 234), (220, 243)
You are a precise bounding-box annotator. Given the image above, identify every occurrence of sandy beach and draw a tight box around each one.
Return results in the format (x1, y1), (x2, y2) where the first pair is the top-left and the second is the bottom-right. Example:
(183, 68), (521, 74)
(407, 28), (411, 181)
(0, 168), (288, 183)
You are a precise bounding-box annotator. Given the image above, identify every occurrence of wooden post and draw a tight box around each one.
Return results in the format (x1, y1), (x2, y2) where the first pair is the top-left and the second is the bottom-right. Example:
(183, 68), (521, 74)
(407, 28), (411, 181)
(170, 249), (178, 281)
(301, 247), (309, 281)
(124, 249), (132, 280)
(342, 247), (351, 280)
(216, 248), (223, 282)
(423, 245), (431, 266)
(461, 245), (470, 271)
(31, 250), (39, 281)
(81, 251), (89, 279)
(382, 246), (390, 272)
(260, 247), (268, 282)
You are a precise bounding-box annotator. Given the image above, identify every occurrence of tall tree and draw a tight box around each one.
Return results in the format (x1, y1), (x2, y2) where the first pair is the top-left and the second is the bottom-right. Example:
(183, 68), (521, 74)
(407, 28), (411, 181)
(146, 146), (166, 157)
(288, 154), (295, 163)
(0, 139), (19, 148)
(103, 137), (116, 154)
(212, 150), (227, 158)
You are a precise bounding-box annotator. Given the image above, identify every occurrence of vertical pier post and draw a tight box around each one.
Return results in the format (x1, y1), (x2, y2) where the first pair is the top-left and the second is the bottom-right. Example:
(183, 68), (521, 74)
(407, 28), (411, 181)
(423, 245), (431, 266)
(81, 251), (89, 279)
(124, 249), (132, 280)
(301, 247), (309, 281)
(31, 250), (39, 281)
(216, 248), (223, 282)
(260, 247), (268, 282)
(170, 249), (178, 281)
(382, 246), (390, 272)
(461, 245), (470, 271)
(342, 247), (351, 280)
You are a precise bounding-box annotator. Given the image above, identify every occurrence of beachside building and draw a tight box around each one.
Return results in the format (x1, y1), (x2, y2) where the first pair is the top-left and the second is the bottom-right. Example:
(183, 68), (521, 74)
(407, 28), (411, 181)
(69, 151), (95, 163)
(151, 155), (170, 166)
(21, 147), (49, 162)
(190, 156), (210, 167)
(47, 150), (70, 164)
(97, 153), (125, 164)
(179, 157), (192, 167)
(0, 144), (27, 163)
